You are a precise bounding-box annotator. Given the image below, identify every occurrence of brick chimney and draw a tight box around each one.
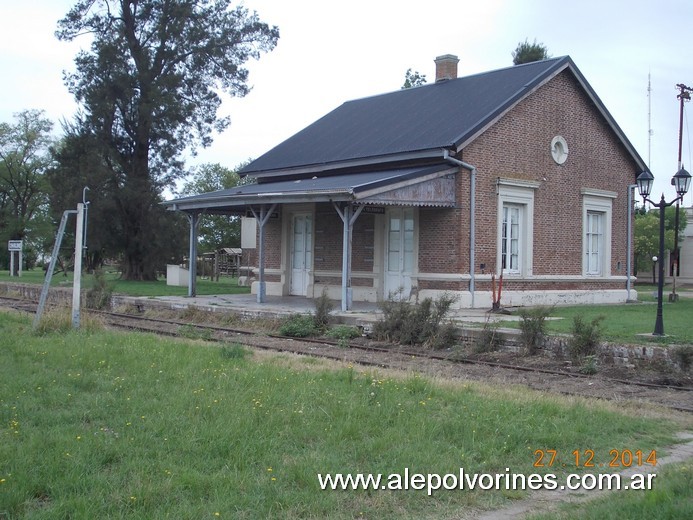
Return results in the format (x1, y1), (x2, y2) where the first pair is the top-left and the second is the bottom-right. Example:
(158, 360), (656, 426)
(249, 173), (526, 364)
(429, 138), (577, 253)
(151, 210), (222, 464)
(434, 54), (459, 82)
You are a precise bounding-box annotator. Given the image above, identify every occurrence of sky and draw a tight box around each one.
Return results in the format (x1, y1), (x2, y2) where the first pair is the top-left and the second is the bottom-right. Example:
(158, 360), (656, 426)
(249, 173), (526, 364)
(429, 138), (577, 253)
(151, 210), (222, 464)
(1, 0), (692, 205)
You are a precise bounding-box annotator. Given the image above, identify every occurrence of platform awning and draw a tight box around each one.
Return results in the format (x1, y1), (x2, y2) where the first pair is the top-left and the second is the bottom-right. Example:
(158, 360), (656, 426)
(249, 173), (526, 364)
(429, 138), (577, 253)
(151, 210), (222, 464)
(164, 164), (457, 214)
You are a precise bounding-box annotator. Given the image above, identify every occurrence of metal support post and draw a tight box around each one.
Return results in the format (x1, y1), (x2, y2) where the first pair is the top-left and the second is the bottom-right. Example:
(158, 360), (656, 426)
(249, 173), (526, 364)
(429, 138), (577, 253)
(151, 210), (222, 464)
(626, 184), (637, 301)
(186, 212), (201, 297)
(333, 202), (364, 311)
(33, 209), (78, 329)
(72, 203), (85, 329)
(250, 204), (277, 303)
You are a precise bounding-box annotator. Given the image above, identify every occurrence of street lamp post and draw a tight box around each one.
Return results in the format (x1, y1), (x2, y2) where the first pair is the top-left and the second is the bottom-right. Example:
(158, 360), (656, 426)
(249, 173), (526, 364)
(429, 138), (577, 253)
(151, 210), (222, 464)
(636, 167), (692, 336)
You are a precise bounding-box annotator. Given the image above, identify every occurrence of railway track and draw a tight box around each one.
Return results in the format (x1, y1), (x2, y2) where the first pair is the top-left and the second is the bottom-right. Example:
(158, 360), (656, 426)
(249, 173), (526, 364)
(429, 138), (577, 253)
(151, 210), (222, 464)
(2, 295), (692, 413)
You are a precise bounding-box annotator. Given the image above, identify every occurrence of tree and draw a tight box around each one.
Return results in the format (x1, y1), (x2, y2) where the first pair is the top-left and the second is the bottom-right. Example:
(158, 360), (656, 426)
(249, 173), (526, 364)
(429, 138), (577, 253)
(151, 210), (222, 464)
(402, 68), (427, 89)
(0, 110), (54, 272)
(663, 204), (688, 237)
(47, 121), (113, 272)
(512, 38), (550, 65)
(55, 0), (279, 280)
(178, 162), (249, 252)
(633, 206), (685, 282)
(47, 120), (188, 273)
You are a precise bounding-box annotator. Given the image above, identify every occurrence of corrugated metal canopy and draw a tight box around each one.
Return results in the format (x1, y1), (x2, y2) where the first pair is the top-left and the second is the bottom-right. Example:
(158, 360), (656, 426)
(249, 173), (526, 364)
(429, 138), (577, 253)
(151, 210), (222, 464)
(165, 164), (457, 213)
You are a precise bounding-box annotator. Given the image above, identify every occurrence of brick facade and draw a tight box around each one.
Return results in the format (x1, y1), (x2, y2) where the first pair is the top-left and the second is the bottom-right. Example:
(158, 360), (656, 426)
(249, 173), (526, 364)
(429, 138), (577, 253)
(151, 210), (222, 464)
(414, 70), (634, 296)
(247, 69), (638, 306)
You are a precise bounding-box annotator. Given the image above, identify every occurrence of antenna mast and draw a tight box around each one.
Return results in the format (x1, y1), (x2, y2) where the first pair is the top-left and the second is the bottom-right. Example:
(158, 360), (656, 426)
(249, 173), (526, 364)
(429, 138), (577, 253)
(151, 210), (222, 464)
(648, 73), (652, 169)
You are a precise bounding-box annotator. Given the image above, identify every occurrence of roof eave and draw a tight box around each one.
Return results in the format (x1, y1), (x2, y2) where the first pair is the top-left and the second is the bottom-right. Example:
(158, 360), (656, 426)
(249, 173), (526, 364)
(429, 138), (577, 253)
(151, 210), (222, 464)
(242, 148), (450, 180)
(165, 190), (355, 213)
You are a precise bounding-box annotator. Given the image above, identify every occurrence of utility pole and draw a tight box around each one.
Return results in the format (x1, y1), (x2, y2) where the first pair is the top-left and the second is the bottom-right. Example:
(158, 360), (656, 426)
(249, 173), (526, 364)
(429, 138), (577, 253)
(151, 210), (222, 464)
(676, 84), (691, 169)
(671, 84), (693, 301)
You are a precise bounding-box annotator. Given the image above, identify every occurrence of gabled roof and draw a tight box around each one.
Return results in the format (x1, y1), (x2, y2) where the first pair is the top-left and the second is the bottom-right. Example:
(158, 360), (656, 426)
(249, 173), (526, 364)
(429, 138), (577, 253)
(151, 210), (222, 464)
(165, 55), (646, 214)
(240, 55), (646, 179)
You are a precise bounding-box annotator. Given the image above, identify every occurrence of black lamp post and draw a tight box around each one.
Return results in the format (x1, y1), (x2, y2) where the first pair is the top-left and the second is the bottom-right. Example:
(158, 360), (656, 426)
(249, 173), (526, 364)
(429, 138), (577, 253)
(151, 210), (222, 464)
(636, 167), (692, 335)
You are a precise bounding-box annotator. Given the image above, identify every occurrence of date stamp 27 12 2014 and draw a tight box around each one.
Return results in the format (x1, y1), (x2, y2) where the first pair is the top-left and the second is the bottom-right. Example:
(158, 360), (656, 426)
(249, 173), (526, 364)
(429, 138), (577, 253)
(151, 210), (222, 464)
(533, 449), (657, 469)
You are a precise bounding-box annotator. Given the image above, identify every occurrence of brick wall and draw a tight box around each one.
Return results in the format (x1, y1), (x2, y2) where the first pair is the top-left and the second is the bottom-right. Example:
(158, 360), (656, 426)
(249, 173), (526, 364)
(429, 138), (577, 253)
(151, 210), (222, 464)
(314, 204), (343, 274)
(455, 69), (637, 289)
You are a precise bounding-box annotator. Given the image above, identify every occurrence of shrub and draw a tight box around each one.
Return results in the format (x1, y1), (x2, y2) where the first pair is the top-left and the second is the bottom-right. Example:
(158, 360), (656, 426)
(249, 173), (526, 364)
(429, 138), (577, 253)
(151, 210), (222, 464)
(373, 291), (458, 349)
(33, 307), (73, 335)
(428, 322), (458, 350)
(518, 306), (553, 355)
(569, 315), (604, 361)
(326, 325), (361, 341)
(221, 343), (250, 360)
(313, 288), (334, 331)
(475, 317), (502, 353)
(179, 306), (210, 323)
(113, 303), (143, 315)
(216, 312), (242, 328)
(671, 345), (693, 372)
(84, 268), (114, 310)
(372, 290), (412, 343)
(32, 308), (104, 336)
(579, 355), (599, 375)
(279, 314), (316, 338)
(177, 324), (213, 341)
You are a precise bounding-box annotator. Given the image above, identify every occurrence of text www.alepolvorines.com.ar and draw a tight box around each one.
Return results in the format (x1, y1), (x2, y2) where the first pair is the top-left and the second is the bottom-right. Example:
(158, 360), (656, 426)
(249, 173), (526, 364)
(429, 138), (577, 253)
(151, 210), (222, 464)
(317, 468), (656, 496)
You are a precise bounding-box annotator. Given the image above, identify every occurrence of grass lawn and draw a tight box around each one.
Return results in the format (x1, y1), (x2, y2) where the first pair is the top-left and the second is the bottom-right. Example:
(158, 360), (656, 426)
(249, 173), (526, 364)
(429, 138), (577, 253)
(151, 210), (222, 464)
(0, 311), (690, 519)
(493, 285), (693, 346)
(545, 298), (693, 344)
(0, 269), (250, 297)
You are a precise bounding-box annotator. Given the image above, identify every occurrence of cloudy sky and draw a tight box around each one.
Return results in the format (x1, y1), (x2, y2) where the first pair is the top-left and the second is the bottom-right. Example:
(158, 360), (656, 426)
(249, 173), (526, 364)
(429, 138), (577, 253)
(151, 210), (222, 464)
(1, 0), (692, 203)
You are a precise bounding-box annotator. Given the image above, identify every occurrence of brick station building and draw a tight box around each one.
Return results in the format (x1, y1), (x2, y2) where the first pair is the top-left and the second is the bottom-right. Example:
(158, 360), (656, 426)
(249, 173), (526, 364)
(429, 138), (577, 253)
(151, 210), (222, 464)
(165, 55), (647, 310)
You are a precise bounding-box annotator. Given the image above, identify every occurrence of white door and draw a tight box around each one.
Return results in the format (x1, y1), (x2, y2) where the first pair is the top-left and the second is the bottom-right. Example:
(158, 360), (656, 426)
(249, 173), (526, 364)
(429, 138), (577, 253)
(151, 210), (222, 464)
(384, 208), (415, 299)
(290, 214), (312, 296)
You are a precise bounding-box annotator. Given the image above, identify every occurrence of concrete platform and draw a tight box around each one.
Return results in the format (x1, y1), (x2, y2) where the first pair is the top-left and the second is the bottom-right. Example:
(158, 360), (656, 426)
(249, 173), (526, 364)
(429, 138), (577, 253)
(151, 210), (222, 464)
(111, 292), (511, 328)
(0, 280), (520, 328)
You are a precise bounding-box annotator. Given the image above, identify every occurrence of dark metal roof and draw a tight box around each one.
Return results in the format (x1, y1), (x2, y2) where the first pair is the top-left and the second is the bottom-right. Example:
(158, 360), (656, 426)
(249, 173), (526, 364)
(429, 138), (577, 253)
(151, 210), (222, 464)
(240, 56), (641, 177)
(165, 55), (647, 212)
(165, 164), (456, 212)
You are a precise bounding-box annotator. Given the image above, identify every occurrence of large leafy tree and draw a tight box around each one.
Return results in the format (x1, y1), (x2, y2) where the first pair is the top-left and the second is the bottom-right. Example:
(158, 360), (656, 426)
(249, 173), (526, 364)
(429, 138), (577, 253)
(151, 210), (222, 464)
(55, 0), (279, 280)
(47, 121), (114, 272)
(0, 110), (54, 272)
(512, 38), (550, 65)
(47, 120), (188, 273)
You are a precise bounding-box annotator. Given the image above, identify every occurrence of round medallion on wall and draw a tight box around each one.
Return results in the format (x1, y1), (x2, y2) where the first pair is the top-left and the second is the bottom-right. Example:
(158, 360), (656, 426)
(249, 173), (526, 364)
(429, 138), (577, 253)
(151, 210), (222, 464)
(550, 135), (569, 165)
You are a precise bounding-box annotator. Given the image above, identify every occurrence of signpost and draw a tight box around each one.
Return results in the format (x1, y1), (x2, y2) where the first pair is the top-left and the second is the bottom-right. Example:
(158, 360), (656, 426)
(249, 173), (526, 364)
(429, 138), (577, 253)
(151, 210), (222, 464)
(8, 240), (23, 277)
